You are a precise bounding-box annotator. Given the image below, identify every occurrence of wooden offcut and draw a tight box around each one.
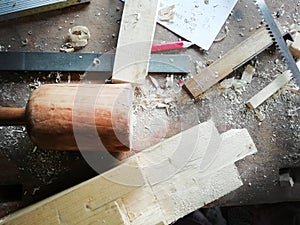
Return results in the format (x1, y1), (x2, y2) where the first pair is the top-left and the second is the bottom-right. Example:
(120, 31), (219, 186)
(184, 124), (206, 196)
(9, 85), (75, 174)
(246, 61), (300, 109)
(246, 72), (291, 109)
(183, 27), (275, 98)
(0, 120), (257, 225)
(112, 0), (159, 84)
(289, 32), (300, 59)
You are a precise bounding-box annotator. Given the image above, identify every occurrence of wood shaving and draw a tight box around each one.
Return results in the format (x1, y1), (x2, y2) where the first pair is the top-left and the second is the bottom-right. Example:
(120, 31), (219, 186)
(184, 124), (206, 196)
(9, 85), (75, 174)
(21, 38), (28, 46)
(60, 42), (75, 52)
(158, 5), (175, 21)
(214, 26), (229, 42)
(241, 65), (255, 84)
(149, 75), (160, 89)
(67, 25), (91, 49)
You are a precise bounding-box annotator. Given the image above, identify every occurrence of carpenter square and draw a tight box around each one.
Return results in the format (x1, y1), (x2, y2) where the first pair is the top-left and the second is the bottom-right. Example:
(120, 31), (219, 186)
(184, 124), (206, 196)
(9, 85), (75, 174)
(255, 0), (300, 87)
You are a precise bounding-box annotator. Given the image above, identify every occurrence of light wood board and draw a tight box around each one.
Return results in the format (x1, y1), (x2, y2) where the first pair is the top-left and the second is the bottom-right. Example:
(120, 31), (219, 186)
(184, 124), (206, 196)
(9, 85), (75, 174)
(112, 0), (159, 84)
(183, 27), (275, 98)
(0, 121), (257, 225)
(246, 61), (300, 109)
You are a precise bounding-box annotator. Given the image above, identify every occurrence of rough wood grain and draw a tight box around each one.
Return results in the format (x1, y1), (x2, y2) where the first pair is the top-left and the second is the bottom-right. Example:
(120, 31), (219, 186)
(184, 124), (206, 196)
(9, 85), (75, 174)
(183, 27), (275, 98)
(0, 161), (144, 225)
(112, 0), (159, 84)
(26, 84), (133, 152)
(149, 128), (257, 224)
(0, 121), (257, 225)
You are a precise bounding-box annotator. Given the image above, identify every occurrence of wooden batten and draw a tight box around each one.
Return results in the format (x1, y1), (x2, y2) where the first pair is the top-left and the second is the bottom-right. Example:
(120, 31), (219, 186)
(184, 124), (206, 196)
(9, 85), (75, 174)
(184, 27), (276, 98)
(112, 0), (159, 84)
(246, 61), (300, 109)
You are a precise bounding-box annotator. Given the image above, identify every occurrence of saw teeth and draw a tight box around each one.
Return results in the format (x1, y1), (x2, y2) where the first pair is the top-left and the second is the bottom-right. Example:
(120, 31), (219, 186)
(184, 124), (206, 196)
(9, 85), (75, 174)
(253, 0), (300, 87)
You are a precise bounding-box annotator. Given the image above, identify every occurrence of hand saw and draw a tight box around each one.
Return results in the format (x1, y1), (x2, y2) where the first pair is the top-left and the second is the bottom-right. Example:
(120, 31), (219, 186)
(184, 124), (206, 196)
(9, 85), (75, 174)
(255, 0), (300, 87)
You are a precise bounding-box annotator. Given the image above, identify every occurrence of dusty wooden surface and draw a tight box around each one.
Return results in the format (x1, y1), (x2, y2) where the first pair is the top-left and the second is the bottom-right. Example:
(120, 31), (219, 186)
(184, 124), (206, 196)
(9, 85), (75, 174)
(0, 0), (299, 219)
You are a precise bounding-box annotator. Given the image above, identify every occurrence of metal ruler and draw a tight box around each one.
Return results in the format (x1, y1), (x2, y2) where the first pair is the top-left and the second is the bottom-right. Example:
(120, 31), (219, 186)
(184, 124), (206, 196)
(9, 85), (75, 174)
(255, 0), (300, 86)
(0, 52), (191, 74)
(0, 0), (90, 22)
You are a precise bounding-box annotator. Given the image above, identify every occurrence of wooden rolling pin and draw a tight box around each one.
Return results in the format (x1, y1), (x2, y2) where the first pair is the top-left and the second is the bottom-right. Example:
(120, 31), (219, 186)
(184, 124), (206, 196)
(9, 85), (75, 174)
(0, 84), (133, 152)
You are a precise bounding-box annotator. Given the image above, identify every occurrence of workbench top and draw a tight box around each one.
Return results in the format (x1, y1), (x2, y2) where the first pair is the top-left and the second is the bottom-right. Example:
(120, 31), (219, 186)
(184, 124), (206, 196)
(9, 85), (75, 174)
(0, 0), (299, 218)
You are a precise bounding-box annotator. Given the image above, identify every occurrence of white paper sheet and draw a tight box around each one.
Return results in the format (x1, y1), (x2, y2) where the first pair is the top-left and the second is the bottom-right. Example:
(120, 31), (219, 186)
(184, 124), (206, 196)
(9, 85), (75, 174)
(158, 0), (238, 50)
(121, 0), (238, 50)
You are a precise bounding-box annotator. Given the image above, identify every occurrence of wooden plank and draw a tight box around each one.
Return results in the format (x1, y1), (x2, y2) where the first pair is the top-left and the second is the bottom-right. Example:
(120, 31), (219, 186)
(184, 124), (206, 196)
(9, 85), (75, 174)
(134, 120), (222, 185)
(154, 164), (242, 224)
(0, 161), (145, 225)
(245, 61), (300, 109)
(0, 121), (257, 225)
(108, 127), (257, 224)
(150, 128), (257, 224)
(112, 0), (159, 84)
(118, 186), (167, 225)
(183, 27), (275, 98)
(118, 164), (241, 225)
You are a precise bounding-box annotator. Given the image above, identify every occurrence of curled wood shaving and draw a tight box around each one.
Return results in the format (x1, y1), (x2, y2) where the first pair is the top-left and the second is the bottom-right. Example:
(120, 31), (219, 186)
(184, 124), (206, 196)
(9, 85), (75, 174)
(214, 26), (229, 43)
(158, 5), (175, 21)
(68, 25), (91, 48)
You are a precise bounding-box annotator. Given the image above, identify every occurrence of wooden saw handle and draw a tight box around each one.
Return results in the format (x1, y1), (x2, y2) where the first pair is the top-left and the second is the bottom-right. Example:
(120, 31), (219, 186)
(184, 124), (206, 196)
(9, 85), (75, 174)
(0, 107), (26, 126)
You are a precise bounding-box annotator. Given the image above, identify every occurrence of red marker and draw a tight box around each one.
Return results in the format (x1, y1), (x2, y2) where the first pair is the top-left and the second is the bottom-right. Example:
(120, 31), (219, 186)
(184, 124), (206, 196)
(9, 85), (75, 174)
(151, 41), (193, 52)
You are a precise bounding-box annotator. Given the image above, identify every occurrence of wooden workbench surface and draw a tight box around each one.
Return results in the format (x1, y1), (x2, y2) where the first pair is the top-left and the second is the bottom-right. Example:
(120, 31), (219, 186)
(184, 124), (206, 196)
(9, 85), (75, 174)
(0, 0), (299, 218)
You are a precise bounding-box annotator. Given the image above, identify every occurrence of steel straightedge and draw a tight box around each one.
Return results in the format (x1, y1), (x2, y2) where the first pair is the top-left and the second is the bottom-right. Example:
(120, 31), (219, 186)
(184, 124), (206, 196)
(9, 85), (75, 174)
(0, 52), (190, 74)
(255, 0), (300, 86)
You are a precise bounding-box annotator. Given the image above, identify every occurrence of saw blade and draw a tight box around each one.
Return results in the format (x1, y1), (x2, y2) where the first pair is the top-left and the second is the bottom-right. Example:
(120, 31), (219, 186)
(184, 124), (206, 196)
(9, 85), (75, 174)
(255, 0), (300, 87)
